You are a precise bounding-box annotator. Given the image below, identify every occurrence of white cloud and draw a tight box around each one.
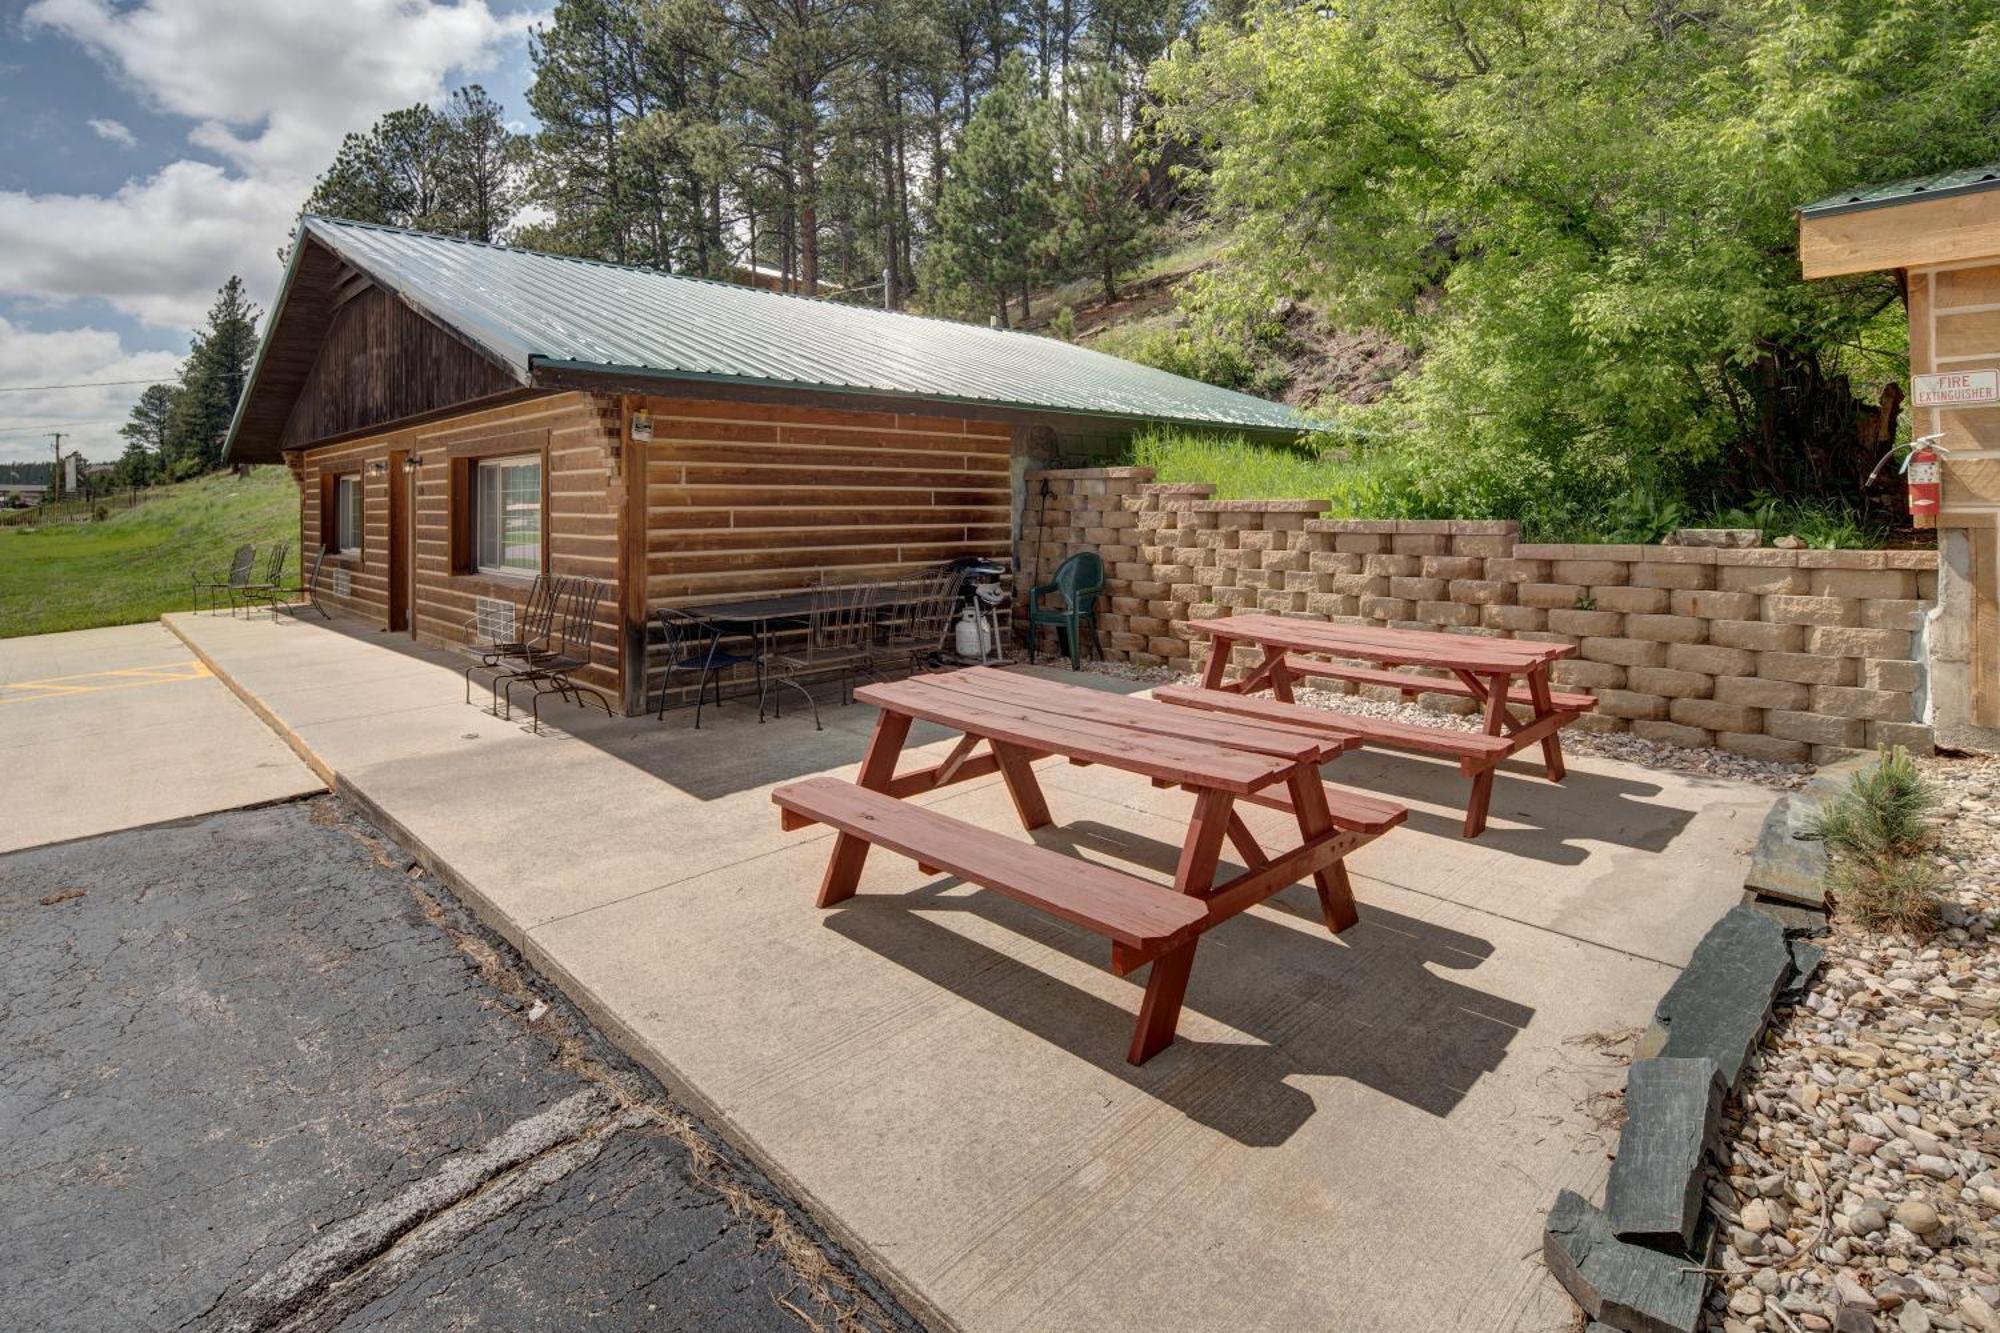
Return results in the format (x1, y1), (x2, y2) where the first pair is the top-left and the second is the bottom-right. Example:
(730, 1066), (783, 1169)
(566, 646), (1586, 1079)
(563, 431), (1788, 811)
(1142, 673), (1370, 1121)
(1, 1), (536, 331)
(0, 319), (183, 464)
(86, 117), (136, 147)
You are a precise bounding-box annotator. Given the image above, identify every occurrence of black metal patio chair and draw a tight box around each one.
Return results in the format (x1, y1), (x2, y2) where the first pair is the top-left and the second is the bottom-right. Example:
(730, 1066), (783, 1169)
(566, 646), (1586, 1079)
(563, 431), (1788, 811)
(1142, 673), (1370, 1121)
(192, 543), (256, 615)
(263, 545), (334, 620)
(654, 607), (757, 728)
(759, 578), (879, 730)
(867, 566), (962, 680)
(464, 574), (566, 716)
(229, 540), (290, 618)
(513, 579), (616, 735)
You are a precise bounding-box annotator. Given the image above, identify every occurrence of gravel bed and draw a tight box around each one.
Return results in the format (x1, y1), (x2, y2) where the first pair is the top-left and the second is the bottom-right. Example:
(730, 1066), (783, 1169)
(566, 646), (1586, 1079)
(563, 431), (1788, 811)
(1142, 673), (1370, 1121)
(1702, 754), (2000, 1333)
(1074, 659), (1815, 791)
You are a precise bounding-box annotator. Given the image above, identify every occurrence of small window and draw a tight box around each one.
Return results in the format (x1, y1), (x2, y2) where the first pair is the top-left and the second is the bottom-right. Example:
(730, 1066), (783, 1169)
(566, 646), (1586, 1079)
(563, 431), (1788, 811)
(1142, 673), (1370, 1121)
(475, 454), (542, 576)
(334, 474), (363, 554)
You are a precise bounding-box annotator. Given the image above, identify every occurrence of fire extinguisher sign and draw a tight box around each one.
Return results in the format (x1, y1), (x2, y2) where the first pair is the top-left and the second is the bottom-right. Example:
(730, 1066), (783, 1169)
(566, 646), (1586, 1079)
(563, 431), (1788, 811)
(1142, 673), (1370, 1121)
(1908, 456), (1941, 485)
(1912, 369), (2000, 408)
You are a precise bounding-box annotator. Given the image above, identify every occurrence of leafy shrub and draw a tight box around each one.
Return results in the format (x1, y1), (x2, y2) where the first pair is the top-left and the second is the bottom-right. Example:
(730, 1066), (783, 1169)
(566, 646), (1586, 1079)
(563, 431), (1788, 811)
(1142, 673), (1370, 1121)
(1806, 746), (1943, 933)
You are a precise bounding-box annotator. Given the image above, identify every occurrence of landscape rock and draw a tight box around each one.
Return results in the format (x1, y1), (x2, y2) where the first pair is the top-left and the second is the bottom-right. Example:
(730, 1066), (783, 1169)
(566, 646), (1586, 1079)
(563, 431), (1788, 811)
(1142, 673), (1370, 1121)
(1647, 906), (1793, 1087)
(1605, 1057), (1722, 1251)
(1544, 1190), (1705, 1333)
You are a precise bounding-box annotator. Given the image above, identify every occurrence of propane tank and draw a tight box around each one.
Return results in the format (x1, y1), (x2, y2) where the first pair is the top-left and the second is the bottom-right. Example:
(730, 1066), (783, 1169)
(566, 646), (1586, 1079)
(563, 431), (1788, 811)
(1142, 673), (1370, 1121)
(1908, 443), (1942, 530)
(954, 605), (990, 660)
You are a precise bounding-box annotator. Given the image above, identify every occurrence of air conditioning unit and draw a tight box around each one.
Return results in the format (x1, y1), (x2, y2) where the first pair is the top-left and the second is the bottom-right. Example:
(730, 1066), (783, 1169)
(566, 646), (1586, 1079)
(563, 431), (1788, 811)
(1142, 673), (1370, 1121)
(474, 596), (516, 643)
(332, 568), (351, 599)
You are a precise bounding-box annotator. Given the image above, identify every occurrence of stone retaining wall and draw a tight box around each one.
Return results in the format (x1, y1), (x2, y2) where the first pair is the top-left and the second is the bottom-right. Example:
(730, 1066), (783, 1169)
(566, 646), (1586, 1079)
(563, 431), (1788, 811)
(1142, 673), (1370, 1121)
(1020, 466), (1939, 762)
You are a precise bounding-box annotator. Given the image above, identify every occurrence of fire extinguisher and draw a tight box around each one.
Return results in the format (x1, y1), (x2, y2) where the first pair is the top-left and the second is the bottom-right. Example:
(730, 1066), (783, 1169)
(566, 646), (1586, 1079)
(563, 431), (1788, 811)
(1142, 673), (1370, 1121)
(1906, 441), (1942, 529)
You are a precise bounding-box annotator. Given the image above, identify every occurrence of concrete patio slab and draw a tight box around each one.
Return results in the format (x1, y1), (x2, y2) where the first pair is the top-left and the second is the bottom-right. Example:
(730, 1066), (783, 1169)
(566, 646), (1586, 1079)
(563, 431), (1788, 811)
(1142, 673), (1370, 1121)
(0, 623), (321, 852)
(165, 610), (1774, 1333)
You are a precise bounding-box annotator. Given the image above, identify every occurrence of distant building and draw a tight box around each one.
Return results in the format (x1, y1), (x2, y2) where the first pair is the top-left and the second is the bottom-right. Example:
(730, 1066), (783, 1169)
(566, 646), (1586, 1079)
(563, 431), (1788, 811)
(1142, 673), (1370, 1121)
(0, 483), (48, 505)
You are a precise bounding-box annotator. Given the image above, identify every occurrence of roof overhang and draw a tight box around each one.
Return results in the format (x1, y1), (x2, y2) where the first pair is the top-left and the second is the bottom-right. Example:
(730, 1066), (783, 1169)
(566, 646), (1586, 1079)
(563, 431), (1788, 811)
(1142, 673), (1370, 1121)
(1799, 176), (2000, 278)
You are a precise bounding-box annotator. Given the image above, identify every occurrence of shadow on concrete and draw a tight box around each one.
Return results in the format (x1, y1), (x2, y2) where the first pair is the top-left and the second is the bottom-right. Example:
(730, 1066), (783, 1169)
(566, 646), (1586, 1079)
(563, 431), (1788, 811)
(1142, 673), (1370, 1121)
(822, 821), (1534, 1147)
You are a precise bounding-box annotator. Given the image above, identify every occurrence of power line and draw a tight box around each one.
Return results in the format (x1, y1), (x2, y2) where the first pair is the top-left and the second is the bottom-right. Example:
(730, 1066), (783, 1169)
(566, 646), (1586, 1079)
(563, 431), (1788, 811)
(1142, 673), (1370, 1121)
(0, 419), (124, 437)
(0, 377), (174, 393)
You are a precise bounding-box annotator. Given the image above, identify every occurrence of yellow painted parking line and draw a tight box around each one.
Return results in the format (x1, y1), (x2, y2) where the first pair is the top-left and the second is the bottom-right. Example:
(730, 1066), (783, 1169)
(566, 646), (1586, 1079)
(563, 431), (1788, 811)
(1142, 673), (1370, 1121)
(0, 660), (213, 705)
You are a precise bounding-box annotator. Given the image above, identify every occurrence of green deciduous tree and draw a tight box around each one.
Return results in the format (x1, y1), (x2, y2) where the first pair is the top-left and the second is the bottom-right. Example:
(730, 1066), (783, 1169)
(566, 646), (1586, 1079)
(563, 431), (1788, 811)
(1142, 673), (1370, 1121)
(1149, 0), (2000, 528)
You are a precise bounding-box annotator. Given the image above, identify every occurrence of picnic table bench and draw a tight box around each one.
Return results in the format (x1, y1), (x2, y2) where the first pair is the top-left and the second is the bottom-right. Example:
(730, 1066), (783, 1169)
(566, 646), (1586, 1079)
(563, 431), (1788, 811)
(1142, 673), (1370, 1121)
(1172, 614), (1596, 838)
(772, 666), (1405, 1064)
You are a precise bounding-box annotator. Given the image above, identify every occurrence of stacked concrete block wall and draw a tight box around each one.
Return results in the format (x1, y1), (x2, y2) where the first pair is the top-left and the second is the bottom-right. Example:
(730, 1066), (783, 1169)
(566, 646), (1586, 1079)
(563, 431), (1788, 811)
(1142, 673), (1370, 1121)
(1021, 467), (1938, 762)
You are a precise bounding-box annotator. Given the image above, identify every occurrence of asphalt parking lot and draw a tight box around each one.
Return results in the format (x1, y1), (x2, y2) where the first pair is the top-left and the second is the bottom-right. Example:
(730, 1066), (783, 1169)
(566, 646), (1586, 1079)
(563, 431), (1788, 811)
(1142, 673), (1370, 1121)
(0, 796), (913, 1333)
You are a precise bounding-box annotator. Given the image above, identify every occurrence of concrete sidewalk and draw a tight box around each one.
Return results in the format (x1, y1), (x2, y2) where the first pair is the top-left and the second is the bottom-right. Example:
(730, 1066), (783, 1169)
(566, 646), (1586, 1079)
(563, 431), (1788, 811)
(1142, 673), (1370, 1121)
(0, 623), (321, 852)
(166, 610), (1775, 1333)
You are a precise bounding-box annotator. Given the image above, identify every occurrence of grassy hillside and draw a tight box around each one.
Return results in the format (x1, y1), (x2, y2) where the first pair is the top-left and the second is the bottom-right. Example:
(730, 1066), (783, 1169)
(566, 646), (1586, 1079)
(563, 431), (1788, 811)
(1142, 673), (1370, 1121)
(0, 469), (297, 639)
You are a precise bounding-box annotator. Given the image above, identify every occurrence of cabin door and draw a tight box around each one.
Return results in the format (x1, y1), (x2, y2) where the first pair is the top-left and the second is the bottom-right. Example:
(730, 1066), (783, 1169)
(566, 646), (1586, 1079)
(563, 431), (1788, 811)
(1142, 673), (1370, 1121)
(387, 450), (411, 634)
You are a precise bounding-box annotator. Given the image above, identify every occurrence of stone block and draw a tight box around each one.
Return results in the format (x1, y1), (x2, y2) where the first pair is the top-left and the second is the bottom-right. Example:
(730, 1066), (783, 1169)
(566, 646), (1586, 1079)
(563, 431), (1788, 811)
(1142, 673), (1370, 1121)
(1810, 685), (1912, 722)
(1549, 608), (1624, 637)
(1742, 793), (1828, 907)
(1866, 721), (1936, 754)
(1597, 689), (1669, 721)
(1543, 1191), (1706, 1333)
(1363, 553), (1418, 577)
(1390, 575), (1445, 601)
(1860, 599), (1926, 631)
(1669, 698), (1761, 733)
(1624, 615), (1707, 645)
(1488, 558), (1551, 584)
(1579, 637), (1666, 668)
(1717, 731), (1810, 764)
(1857, 658), (1919, 692)
(1647, 905), (1791, 1088)
(1718, 565), (1809, 595)
(1664, 643), (1756, 677)
(1572, 712), (1630, 734)
(1308, 550), (1363, 576)
(1330, 573), (1388, 598)
(1713, 676), (1809, 710)
(1632, 720), (1711, 748)
(1589, 584), (1670, 615)
(1669, 589), (1760, 621)
(1359, 596), (1411, 622)
(1757, 652), (1856, 686)
(1604, 1057), (1724, 1251)
(1805, 626), (1912, 660)
(1444, 578), (1509, 606)
(1450, 533), (1515, 558)
(1519, 582), (1588, 609)
(1482, 604), (1546, 632)
(1707, 619), (1801, 653)
(1419, 600), (1481, 627)
(1631, 562), (1712, 590)
(1628, 666), (1712, 699)
(1391, 533), (1450, 556)
(1553, 559), (1631, 586)
(1665, 528), (1757, 548)
(1333, 533), (1386, 554)
(1809, 568), (1917, 600)
(1421, 554), (1485, 579)
(1554, 658), (1627, 689)
(1763, 594), (1859, 627)
(1764, 710), (1867, 747)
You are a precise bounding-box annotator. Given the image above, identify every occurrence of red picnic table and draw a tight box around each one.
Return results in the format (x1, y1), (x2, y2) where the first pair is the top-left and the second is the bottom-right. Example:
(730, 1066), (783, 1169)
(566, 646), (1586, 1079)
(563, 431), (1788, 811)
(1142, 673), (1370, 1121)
(1161, 614), (1597, 838)
(771, 666), (1405, 1064)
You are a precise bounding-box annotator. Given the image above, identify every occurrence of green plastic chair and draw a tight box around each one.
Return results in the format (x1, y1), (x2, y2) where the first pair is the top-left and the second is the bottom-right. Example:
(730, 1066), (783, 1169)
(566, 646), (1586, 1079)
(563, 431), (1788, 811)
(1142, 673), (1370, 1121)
(1026, 551), (1106, 671)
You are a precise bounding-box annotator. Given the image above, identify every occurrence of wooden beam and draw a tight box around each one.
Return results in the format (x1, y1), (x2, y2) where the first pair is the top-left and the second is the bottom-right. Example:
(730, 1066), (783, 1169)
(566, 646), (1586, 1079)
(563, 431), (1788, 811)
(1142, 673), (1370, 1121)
(1800, 188), (2000, 278)
(618, 395), (649, 717)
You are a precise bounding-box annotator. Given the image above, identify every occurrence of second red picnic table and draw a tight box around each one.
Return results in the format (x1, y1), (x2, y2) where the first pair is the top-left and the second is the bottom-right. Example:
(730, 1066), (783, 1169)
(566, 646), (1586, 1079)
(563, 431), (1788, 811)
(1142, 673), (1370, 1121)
(1162, 614), (1597, 837)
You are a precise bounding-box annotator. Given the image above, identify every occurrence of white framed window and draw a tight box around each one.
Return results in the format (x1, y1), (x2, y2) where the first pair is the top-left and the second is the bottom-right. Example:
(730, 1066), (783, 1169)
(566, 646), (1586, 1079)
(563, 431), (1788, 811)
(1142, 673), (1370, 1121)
(334, 474), (363, 554)
(474, 454), (542, 576)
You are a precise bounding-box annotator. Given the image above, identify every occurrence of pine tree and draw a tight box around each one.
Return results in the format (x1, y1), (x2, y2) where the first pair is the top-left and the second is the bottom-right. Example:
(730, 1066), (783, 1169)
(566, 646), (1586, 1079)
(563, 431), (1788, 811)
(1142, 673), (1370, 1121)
(303, 92), (525, 241)
(164, 278), (261, 479)
(1053, 62), (1150, 304)
(439, 87), (528, 242)
(923, 53), (1056, 326)
(116, 383), (177, 487)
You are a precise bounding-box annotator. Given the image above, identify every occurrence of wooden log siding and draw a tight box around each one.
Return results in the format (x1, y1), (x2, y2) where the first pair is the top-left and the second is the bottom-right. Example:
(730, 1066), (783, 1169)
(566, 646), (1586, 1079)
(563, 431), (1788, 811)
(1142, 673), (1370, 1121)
(298, 392), (623, 696)
(297, 390), (1017, 715)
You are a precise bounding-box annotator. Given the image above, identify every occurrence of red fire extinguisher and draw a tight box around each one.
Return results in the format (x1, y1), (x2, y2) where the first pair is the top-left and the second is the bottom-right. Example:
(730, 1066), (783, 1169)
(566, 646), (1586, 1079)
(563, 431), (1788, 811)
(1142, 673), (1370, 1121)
(1906, 438), (1943, 530)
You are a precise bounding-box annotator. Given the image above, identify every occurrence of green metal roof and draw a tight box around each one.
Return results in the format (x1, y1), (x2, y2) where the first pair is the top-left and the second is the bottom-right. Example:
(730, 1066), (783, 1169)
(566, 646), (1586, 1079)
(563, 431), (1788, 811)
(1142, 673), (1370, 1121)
(1799, 163), (2000, 219)
(264, 215), (1312, 436)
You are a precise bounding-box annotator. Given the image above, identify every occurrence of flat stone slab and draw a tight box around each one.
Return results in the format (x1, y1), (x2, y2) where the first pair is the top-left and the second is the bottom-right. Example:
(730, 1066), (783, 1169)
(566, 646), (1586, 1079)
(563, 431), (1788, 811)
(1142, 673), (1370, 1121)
(1604, 1057), (1723, 1251)
(1743, 794), (1829, 908)
(1545, 1189), (1705, 1333)
(1641, 905), (1793, 1088)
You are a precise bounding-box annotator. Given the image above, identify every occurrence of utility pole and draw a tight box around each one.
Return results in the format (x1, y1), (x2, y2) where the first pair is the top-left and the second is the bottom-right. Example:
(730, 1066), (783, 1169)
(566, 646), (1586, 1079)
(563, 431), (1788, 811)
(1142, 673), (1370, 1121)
(48, 432), (66, 502)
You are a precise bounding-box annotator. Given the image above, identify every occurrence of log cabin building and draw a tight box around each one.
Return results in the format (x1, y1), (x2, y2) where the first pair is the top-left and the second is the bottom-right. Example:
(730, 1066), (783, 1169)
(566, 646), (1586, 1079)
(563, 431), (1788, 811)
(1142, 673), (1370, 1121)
(223, 216), (1306, 715)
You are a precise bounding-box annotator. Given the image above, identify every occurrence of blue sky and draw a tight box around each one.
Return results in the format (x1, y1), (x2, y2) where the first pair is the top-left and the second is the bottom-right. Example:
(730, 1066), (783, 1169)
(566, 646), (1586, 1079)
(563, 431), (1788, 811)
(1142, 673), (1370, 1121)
(0, 0), (546, 463)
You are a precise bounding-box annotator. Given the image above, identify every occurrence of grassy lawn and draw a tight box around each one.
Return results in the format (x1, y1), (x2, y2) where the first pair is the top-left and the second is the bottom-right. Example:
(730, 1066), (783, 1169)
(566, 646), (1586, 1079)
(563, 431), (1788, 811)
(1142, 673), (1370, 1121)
(0, 469), (297, 639)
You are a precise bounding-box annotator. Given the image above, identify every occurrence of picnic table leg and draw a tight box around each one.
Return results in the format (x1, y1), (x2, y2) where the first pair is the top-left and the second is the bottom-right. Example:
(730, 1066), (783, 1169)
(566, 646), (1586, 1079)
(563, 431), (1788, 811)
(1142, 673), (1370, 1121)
(816, 709), (913, 907)
(1526, 666), (1567, 782)
(1129, 787), (1231, 1065)
(1224, 811), (1269, 868)
(1461, 674), (1512, 839)
(1267, 651), (1296, 704)
(1199, 634), (1236, 689)
(1286, 765), (1358, 933)
(992, 741), (1054, 830)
